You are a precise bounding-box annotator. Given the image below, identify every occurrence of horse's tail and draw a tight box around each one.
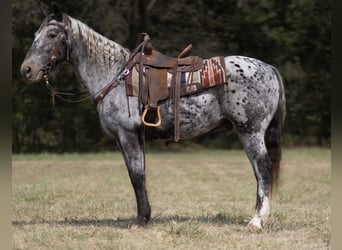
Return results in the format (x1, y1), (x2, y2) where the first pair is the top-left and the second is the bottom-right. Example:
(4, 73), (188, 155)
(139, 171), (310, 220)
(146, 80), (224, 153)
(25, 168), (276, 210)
(266, 66), (286, 194)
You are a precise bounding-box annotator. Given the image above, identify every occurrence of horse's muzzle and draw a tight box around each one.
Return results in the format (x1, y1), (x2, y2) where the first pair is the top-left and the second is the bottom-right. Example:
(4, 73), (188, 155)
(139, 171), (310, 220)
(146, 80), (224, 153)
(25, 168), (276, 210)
(20, 61), (44, 83)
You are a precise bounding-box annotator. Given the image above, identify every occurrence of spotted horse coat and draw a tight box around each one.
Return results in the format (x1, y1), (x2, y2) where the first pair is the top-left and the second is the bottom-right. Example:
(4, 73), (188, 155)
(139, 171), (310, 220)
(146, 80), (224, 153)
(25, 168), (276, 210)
(20, 7), (286, 232)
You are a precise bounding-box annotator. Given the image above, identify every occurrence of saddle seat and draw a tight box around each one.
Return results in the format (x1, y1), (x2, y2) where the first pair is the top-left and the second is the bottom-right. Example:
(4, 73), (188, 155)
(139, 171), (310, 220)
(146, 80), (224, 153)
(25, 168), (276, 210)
(134, 43), (203, 105)
(140, 44), (196, 69)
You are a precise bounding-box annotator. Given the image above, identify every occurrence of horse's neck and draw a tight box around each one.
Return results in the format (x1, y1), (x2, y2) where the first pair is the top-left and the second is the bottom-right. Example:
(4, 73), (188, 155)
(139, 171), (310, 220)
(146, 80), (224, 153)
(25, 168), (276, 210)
(68, 16), (129, 96)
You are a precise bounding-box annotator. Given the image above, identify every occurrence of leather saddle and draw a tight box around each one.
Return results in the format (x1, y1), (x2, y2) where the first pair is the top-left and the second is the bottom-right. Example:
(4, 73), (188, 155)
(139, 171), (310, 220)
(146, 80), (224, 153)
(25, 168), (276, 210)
(125, 33), (204, 141)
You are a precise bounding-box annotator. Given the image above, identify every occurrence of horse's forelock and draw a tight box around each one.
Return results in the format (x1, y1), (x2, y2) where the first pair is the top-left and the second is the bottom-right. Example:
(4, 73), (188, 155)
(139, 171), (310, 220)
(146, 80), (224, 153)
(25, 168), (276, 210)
(35, 13), (64, 37)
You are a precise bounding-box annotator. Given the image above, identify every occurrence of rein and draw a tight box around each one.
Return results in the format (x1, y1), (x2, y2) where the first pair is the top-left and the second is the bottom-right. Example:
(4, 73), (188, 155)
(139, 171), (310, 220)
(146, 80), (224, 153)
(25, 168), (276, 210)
(41, 15), (107, 105)
(42, 15), (149, 110)
(44, 75), (91, 105)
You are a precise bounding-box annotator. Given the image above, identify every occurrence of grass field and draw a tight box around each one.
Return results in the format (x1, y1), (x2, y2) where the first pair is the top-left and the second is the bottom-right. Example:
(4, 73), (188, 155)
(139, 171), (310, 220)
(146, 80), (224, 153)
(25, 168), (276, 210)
(12, 148), (331, 249)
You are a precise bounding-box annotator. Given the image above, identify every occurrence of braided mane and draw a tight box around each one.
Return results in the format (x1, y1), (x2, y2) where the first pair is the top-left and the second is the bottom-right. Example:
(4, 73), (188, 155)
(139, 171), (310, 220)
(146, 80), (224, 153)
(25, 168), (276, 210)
(68, 16), (129, 73)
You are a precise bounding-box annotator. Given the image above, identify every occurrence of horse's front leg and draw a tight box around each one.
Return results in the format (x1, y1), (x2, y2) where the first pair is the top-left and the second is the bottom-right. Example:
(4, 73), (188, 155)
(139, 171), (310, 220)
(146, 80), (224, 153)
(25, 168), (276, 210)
(116, 128), (151, 228)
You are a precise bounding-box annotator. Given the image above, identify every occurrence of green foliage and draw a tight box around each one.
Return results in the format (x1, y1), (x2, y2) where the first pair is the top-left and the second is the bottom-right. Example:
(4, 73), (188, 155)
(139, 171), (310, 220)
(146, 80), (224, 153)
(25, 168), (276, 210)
(12, 0), (331, 152)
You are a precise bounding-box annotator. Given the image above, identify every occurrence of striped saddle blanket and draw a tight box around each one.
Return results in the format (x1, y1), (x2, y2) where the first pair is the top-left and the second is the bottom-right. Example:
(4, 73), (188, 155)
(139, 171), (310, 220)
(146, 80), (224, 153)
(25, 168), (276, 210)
(126, 56), (227, 97)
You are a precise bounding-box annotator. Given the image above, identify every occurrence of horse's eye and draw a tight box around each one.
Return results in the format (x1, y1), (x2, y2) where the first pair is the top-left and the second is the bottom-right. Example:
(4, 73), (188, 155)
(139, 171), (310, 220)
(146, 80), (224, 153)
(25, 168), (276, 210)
(48, 33), (57, 40)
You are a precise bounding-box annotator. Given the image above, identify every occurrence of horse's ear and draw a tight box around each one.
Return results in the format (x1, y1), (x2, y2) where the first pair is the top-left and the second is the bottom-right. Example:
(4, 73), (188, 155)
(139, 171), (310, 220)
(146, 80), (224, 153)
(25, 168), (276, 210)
(51, 2), (63, 21)
(37, 1), (49, 18)
(39, 5), (48, 18)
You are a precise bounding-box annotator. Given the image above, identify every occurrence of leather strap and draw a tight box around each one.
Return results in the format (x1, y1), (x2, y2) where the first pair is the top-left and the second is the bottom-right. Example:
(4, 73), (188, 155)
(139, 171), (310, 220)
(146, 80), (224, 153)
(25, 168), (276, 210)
(94, 79), (121, 109)
(174, 67), (181, 142)
(43, 15), (71, 75)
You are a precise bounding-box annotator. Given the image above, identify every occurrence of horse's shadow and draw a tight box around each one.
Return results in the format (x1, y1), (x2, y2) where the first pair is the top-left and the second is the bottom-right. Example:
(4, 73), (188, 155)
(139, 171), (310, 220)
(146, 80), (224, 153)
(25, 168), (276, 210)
(12, 218), (132, 229)
(12, 213), (247, 229)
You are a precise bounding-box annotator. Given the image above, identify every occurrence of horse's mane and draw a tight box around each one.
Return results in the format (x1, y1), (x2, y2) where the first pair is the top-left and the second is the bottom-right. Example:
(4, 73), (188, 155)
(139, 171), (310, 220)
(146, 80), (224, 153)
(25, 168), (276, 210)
(68, 16), (129, 72)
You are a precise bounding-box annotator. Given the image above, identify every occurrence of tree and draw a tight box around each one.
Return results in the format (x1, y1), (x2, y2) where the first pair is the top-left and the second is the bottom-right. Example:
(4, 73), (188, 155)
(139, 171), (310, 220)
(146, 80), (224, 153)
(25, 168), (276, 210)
(12, 0), (331, 152)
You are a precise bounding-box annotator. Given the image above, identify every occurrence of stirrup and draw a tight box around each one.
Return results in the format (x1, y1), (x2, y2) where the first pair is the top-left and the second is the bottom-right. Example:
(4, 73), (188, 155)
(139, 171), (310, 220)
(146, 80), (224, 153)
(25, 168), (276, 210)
(142, 105), (161, 127)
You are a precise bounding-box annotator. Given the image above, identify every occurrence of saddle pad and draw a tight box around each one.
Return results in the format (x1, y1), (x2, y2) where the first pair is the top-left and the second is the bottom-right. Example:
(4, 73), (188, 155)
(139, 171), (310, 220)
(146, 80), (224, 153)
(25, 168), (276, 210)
(126, 56), (227, 97)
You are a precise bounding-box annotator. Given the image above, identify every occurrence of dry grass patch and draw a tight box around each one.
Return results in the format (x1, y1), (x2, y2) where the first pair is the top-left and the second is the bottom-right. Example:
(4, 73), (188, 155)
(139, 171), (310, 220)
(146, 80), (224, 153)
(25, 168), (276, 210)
(13, 148), (330, 249)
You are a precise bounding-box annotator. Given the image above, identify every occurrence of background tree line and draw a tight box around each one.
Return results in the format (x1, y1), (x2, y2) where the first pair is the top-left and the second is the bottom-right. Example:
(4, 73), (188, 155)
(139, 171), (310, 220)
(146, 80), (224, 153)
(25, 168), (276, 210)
(12, 0), (331, 153)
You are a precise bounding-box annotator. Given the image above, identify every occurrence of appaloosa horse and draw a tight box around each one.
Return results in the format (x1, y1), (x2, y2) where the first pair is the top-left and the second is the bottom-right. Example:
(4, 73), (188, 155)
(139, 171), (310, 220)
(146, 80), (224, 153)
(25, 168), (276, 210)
(20, 7), (285, 232)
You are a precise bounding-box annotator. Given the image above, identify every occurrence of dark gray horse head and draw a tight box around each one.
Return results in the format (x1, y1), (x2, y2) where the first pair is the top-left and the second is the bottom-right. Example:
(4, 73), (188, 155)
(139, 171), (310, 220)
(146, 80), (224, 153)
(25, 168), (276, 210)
(20, 4), (70, 83)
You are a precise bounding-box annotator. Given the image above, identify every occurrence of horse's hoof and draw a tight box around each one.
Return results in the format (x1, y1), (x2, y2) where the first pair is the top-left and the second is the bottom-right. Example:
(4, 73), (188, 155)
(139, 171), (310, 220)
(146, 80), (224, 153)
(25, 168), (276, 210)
(247, 217), (264, 233)
(247, 223), (263, 233)
(130, 223), (145, 230)
(130, 218), (148, 230)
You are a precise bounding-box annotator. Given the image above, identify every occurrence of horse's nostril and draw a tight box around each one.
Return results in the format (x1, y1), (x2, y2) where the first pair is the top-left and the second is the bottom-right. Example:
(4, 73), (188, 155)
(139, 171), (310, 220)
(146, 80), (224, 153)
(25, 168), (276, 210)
(25, 66), (31, 74)
(21, 64), (33, 80)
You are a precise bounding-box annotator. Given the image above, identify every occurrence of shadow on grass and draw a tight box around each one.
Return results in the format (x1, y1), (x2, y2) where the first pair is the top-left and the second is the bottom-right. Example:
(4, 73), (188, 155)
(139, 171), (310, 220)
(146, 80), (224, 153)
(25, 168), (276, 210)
(12, 212), (247, 229)
(12, 218), (133, 229)
(151, 213), (247, 226)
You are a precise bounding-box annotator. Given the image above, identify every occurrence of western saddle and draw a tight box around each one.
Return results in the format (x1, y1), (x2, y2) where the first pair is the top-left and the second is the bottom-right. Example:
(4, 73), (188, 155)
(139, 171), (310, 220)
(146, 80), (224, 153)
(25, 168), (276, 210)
(125, 33), (204, 141)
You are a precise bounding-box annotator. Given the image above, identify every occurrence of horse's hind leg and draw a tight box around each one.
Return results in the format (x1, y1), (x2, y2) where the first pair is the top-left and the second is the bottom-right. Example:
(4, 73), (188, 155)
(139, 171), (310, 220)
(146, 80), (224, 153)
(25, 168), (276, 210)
(238, 131), (272, 232)
(116, 129), (151, 228)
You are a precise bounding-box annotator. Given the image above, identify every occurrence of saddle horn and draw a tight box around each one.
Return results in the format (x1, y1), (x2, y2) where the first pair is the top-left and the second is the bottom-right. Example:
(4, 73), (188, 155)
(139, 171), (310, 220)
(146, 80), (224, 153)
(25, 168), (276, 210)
(141, 33), (153, 55)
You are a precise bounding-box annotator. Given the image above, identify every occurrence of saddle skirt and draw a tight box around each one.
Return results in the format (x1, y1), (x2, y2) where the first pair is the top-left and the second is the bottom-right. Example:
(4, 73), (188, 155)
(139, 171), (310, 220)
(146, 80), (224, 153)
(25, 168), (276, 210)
(126, 56), (227, 98)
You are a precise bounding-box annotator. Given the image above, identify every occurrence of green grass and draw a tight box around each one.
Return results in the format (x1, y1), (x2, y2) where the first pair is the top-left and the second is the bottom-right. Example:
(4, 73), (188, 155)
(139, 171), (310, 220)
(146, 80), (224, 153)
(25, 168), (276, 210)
(12, 148), (330, 249)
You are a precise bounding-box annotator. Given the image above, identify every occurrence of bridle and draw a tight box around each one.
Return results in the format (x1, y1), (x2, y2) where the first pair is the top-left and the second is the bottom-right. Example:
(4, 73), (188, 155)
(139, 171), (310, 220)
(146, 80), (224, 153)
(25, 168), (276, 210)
(39, 14), (150, 109)
(40, 15), (71, 76)
(39, 14), (119, 106)
(39, 15), (92, 104)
